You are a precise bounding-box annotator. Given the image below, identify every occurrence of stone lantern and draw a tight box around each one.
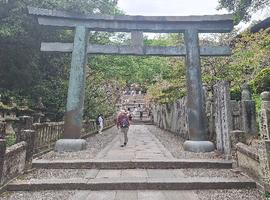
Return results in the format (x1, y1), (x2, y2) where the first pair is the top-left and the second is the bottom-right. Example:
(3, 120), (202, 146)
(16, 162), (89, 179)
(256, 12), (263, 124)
(4, 97), (19, 135)
(33, 97), (46, 123)
(16, 98), (34, 117)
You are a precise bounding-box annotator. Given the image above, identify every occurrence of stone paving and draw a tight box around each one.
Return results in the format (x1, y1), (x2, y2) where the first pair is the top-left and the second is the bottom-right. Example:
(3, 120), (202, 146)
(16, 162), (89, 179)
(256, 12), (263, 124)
(96, 125), (174, 160)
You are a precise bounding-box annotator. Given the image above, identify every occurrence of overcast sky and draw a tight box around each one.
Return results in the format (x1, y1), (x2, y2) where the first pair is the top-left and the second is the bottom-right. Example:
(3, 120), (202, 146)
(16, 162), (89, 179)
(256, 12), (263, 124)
(117, 0), (269, 30)
(117, 0), (228, 16)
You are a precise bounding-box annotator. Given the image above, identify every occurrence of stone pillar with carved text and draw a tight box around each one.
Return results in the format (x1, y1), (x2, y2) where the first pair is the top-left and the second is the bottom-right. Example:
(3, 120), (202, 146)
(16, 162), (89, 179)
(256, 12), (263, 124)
(214, 81), (232, 158)
(241, 83), (257, 135)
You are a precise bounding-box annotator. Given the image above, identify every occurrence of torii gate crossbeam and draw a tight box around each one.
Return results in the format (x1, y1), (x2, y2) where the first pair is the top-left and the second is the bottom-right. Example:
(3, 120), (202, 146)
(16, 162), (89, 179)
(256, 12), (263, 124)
(28, 7), (233, 153)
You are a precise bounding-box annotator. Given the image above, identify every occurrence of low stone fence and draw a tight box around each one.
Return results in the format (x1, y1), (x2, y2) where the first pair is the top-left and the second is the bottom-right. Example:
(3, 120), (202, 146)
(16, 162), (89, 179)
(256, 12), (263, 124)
(0, 140), (26, 185)
(236, 142), (262, 180)
(235, 92), (270, 189)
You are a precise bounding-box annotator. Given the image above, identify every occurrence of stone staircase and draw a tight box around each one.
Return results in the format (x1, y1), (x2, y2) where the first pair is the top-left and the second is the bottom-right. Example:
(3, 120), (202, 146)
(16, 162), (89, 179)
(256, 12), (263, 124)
(6, 160), (255, 192)
(2, 125), (259, 200)
(120, 94), (152, 125)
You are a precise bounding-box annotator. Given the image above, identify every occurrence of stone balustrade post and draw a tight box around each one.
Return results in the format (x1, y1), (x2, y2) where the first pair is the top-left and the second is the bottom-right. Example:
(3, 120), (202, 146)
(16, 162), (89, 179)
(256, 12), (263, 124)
(0, 139), (6, 185)
(260, 91), (270, 140)
(258, 91), (270, 187)
(16, 130), (36, 169)
(259, 140), (270, 188)
(16, 116), (34, 143)
(240, 83), (257, 134)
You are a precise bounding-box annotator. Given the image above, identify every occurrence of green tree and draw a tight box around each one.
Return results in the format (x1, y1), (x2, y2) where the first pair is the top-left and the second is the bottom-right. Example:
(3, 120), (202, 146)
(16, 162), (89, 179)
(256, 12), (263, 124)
(0, 0), (120, 120)
(218, 0), (270, 24)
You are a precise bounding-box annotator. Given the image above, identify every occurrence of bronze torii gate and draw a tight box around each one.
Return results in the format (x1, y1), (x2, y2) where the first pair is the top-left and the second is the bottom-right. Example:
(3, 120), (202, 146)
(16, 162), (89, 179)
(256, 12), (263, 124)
(28, 7), (233, 152)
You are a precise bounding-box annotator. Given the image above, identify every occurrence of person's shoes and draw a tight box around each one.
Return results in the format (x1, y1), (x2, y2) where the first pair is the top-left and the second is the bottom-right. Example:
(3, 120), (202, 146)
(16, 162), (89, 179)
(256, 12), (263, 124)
(120, 143), (127, 147)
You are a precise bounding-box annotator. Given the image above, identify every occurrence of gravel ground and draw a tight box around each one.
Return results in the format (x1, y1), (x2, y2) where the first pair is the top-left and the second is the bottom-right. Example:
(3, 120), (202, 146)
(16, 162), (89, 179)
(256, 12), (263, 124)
(182, 168), (243, 178)
(197, 189), (267, 200)
(19, 169), (90, 180)
(39, 126), (118, 160)
(147, 125), (223, 160)
(0, 191), (75, 200)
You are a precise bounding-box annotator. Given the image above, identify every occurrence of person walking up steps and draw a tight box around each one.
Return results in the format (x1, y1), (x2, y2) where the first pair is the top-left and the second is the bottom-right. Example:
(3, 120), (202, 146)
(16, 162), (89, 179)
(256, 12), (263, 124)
(117, 110), (130, 147)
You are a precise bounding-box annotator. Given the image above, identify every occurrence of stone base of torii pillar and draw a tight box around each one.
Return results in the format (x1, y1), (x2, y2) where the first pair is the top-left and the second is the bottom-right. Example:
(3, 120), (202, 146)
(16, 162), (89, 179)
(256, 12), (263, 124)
(183, 141), (215, 153)
(55, 139), (87, 152)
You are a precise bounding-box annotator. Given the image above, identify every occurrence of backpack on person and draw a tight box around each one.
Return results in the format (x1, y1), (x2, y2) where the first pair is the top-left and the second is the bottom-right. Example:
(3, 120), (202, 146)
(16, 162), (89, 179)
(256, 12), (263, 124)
(96, 117), (100, 125)
(120, 117), (129, 128)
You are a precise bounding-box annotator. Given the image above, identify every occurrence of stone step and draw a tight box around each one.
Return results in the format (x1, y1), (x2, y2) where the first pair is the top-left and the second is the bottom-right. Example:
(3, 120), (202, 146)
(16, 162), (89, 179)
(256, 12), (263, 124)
(18, 168), (247, 180)
(7, 177), (256, 191)
(3, 189), (265, 200)
(32, 159), (233, 169)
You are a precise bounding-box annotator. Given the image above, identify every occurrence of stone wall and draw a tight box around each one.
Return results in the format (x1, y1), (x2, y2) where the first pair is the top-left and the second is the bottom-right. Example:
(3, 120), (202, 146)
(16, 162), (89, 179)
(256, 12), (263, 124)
(152, 97), (189, 139)
(151, 81), (257, 155)
(1, 141), (26, 185)
(229, 84), (257, 135)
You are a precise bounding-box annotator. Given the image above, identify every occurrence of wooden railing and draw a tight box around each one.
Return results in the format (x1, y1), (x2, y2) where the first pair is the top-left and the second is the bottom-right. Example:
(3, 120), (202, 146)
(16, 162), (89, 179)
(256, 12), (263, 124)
(33, 122), (64, 154)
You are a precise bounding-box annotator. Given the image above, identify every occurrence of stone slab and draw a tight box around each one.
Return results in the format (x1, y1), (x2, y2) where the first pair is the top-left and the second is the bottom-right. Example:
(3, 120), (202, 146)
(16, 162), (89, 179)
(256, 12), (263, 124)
(163, 190), (198, 200)
(85, 191), (116, 200)
(115, 191), (138, 200)
(138, 191), (166, 200)
(147, 169), (176, 178)
(96, 170), (122, 178)
(183, 141), (215, 153)
(121, 169), (148, 178)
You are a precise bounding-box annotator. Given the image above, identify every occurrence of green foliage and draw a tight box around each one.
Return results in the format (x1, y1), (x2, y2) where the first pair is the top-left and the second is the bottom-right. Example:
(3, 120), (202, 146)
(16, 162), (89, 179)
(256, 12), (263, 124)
(250, 67), (270, 93)
(263, 191), (270, 198)
(230, 87), (241, 101)
(218, 0), (270, 24)
(0, 0), (120, 120)
(5, 133), (16, 147)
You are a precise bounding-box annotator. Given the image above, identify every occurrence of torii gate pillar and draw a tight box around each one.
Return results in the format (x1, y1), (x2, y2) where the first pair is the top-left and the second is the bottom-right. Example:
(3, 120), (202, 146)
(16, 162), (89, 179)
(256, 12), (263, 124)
(55, 26), (89, 152)
(183, 29), (215, 152)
